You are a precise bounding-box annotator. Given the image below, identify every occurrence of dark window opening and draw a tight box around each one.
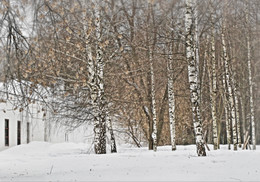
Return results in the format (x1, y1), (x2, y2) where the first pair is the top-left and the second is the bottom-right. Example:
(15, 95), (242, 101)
(17, 121), (21, 145)
(5, 119), (9, 146)
(27, 122), (30, 144)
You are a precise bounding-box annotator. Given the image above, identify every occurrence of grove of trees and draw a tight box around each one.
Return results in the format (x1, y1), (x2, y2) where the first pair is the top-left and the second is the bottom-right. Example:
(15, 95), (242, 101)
(0, 0), (259, 156)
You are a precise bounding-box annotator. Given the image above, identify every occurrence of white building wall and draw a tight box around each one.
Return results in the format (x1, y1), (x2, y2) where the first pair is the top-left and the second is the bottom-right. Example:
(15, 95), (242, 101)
(0, 100), (44, 150)
(0, 99), (94, 150)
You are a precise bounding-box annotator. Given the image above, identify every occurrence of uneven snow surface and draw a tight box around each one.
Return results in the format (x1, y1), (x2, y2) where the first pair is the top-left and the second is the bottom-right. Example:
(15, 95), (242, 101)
(0, 142), (259, 181)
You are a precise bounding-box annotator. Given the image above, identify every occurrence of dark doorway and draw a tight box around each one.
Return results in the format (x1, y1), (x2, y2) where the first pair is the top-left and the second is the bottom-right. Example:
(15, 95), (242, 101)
(17, 121), (21, 145)
(5, 119), (9, 146)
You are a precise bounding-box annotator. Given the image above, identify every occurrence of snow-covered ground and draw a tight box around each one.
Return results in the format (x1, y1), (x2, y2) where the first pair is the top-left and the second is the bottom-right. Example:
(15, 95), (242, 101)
(0, 142), (259, 181)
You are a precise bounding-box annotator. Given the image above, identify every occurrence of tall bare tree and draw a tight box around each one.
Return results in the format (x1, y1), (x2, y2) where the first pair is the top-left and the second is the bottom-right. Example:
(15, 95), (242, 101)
(185, 0), (206, 156)
(245, 0), (256, 150)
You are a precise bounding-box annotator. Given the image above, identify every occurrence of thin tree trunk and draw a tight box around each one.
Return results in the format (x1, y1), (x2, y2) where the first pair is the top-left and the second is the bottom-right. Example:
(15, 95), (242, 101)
(147, 2), (158, 152)
(194, 3), (203, 141)
(107, 114), (117, 153)
(221, 23), (237, 151)
(240, 89), (246, 144)
(185, 0), (206, 156)
(148, 45), (157, 152)
(229, 41), (242, 148)
(83, 1), (100, 154)
(231, 77), (242, 148)
(246, 3), (256, 150)
(222, 74), (231, 150)
(208, 23), (218, 150)
(201, 47), (207, 104)
(167, 41), (176, 151)
(83, 1), (100, 153)
(43, 114), (48, 142)
(157, 85), (168, 144)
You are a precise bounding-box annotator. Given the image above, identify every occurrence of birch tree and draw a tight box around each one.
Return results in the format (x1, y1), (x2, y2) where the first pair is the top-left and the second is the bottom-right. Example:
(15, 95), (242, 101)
(221, 22), (237, 151)
(148, 45), (157, 152)
(228, 34), (242, 147)
(185, 0), (206, 156)
(208, 7), (218, 150)
(107, 114), (117, 153)
(93, 0), (107, 154)
(31, 0), (112, 154)
(230, 70), (242, 148)
(222, 74), (231, 150)
(148, 2), (158, 152)
(245, 1), (256, 150)
(167, 40), (176, 151)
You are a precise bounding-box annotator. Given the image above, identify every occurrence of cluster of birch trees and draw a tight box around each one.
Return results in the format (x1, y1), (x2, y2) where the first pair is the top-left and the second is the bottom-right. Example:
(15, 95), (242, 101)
(0, 0), (259, 156)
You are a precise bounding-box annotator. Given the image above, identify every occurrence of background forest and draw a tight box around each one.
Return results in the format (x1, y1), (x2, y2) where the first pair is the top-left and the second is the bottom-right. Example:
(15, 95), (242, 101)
(0, 0), (259, 155)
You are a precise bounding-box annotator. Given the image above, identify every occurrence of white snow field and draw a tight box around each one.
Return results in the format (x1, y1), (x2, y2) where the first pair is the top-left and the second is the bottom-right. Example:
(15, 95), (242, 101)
(0, 142), (259, 181)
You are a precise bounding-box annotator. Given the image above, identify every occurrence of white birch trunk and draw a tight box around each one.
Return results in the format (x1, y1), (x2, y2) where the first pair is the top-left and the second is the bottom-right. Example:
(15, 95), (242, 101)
(82, 2), (95, 90)
(149, 45), (157, 152)
(201, 35), (209, 107)
(246, 4), (256, 150)
(83, 2), (99, 152)
(208, 23), (218, 150)
(229, 42), (242, 148)
(185, 0), (206, 156)
(107, 114), (117, 153)
(222, 74), (231, 150)
(221, 24), (237, 151)
(83, 2), (104, 154)
(194, 3), (203, 136)
(240, 90), (246, 144)
(231, 77), (242, 147)
(93, 0), (106, 154)
(235, 92), (241, 148)
(167, 42), (176, 151)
